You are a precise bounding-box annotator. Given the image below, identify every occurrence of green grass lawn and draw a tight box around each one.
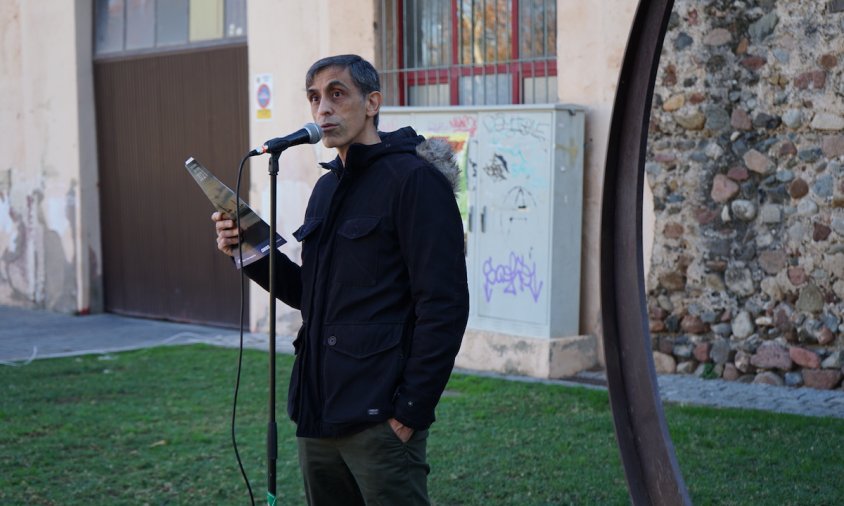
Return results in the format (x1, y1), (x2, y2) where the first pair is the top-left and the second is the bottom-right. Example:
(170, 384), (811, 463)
(1, 345), (842, 505)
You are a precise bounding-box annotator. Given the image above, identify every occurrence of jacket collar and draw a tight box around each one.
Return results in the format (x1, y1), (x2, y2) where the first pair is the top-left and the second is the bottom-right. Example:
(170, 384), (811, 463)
(319, 126), (424, 178)
(316, 126), (462, 195)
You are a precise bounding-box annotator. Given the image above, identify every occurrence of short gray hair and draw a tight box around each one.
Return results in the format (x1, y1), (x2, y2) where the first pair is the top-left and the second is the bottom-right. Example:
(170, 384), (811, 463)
(306, 54), (381, 127)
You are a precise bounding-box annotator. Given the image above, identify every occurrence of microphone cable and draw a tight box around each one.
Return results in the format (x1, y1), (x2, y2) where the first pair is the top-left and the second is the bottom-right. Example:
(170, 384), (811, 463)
(232, 153), (256, 505)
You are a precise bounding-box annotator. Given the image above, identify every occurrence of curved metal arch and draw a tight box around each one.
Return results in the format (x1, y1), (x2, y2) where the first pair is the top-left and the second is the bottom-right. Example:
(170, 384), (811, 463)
(600, 0), (691, 504)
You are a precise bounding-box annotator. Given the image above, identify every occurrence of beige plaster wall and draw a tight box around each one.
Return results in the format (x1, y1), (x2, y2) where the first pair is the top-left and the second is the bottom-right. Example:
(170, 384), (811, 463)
(246, 0), (376, 335)
(0, 1), (101, 313)
(557, 0), (641, 367)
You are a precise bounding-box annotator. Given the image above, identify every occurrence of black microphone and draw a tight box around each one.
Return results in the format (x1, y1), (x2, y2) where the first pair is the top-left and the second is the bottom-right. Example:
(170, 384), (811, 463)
(249, 123), (322, 156)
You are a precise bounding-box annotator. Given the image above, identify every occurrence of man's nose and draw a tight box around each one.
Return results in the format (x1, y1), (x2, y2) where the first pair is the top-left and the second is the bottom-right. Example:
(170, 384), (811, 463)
(317, 99), (332, 116)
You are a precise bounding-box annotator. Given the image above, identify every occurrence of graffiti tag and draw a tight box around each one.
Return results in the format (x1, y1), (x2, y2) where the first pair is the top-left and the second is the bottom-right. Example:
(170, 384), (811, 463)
(449, 115), (478, 136)
(483, 114), (549, 141)
(505, 186), (536, 210)
(483, 154), (509, 181)
(482, 252), (544, 303)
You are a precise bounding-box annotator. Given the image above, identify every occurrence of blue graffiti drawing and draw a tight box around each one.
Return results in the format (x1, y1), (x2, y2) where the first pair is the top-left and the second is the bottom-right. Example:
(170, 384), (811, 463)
(482, 251), (544, 303)
(493, 145), (533, 177)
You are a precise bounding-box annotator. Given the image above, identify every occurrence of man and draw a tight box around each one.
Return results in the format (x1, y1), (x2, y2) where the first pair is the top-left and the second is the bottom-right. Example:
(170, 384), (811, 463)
(212, 54), (469, 505)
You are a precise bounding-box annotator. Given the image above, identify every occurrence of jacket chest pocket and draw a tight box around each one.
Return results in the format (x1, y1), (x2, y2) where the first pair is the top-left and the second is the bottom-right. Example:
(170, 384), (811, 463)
(293, 217), (323, 263)
(334, 216), (380, 286)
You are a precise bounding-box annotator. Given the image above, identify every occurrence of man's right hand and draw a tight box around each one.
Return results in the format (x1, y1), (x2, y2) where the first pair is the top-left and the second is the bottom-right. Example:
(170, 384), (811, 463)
(212, 211), (241, 257)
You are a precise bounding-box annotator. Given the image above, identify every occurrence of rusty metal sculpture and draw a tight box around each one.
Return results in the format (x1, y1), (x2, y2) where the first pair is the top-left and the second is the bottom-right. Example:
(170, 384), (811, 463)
(601, 0), (692, 504)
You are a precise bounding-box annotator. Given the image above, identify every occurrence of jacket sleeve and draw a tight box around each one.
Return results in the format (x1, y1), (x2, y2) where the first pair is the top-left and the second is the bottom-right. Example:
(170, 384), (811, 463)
(392, 163), (470, 430)
(242, 252), (303, 310)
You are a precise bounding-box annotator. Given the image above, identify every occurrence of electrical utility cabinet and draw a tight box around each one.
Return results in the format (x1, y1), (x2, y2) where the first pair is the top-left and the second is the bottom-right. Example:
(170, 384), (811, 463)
(380, 105), (589, 377)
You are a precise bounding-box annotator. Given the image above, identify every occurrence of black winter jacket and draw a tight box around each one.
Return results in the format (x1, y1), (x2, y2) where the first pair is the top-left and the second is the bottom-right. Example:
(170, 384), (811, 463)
(244, 127), (470, 438)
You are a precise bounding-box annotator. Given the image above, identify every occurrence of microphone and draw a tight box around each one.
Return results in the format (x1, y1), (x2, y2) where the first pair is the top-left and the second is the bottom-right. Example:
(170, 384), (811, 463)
(249, 123), (322, 156)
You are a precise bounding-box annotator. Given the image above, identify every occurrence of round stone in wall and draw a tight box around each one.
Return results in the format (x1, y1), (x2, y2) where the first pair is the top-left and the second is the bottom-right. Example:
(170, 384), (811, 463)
(811, 112), (844, 131)
(802, 369), (843, 390)
(797, 199), (818, 216)
(675, 111), (706, 130)
(711, 174), (740, 202)
(732, 310), (755, 339)
(795, 284), (824, 313)
(750, 341), (792, 370)
(788, 178), (809, 199)
(703, 27), (732, 46)
(753, 371), (784, 386)
(782, 109), (804, 129)
(748, 11), (778, 43)
(784, 371), (804, 387)
(652, 351), (677, 374)
(743, 149), (773, 174)
(731, 199), (757, 221)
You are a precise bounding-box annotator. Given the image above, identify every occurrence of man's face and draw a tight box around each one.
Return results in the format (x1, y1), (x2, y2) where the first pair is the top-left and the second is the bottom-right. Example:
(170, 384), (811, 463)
(307, 66), (379, 154)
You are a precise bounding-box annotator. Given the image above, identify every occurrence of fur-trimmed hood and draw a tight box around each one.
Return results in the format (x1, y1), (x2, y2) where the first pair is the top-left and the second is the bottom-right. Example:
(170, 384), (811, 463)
(319, 126), (461, 195)
(414, 136), (460, 195)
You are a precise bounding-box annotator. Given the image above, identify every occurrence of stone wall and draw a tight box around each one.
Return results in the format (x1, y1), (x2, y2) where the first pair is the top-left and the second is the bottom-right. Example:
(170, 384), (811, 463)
(646, 0), (844, 390)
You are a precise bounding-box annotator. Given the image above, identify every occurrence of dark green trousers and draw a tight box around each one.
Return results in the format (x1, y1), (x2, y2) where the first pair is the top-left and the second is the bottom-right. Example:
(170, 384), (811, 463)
(297, 421), (430, 505)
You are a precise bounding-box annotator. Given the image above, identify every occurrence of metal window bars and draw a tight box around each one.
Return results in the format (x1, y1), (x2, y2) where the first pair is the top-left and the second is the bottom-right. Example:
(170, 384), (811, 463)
(377, 0), (557, 106)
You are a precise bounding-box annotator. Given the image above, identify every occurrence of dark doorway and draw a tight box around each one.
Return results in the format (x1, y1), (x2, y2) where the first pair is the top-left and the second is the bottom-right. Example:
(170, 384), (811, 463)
(94, 44), (249, 327)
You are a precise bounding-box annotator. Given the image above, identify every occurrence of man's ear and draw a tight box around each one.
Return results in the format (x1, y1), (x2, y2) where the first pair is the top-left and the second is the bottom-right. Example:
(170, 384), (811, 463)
(366, 91), (382, 119)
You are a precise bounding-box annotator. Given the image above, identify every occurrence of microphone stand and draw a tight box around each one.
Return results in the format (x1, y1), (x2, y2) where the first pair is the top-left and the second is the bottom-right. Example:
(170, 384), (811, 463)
(266, 151), (280, 506)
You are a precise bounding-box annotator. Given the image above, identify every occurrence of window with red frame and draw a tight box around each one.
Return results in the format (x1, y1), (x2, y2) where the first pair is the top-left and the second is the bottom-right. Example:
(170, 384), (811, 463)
(378, 0), (557, 107)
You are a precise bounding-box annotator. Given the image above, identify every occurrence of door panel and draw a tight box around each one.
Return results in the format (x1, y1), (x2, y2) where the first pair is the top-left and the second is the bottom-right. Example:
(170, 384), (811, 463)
(94, 45), (249, 327)
(475, 111), (552, 324)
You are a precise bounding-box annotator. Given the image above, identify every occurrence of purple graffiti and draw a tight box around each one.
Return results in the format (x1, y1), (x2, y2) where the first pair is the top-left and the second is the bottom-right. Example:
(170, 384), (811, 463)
(482, 252), (543, 303)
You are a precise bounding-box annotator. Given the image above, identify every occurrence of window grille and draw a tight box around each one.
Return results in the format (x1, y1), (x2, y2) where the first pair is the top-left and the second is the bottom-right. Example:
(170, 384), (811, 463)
(378, 0), (557, 107)
(94, 0), (247, 58)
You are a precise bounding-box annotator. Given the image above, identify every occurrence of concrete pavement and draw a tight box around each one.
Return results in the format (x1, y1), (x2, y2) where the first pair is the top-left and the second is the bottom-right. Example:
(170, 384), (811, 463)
(1, 305), (842, 419)
(0, 304), (293, 364)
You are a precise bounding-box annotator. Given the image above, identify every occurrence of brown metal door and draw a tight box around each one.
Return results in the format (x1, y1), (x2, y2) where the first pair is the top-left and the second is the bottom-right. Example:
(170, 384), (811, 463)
(94, 45), (249, 327)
